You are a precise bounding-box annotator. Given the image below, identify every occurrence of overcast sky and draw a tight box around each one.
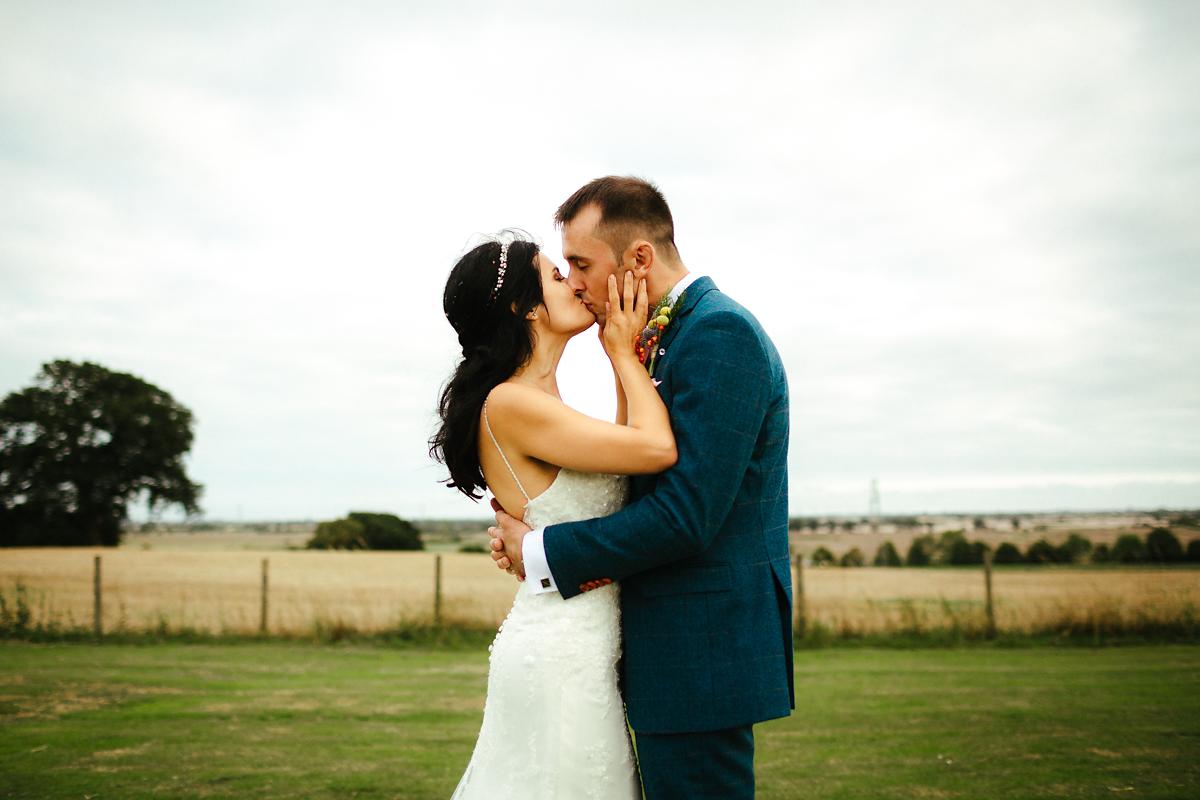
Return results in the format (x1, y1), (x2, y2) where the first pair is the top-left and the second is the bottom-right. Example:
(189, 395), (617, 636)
(2, 1), (1197, 520)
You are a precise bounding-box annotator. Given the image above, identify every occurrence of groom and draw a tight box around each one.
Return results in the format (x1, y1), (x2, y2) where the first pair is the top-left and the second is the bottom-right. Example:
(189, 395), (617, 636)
(490, 176), (793, 799)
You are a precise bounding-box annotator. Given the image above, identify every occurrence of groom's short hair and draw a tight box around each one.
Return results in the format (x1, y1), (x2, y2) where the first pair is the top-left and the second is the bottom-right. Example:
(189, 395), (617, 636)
(555, 176), (679, 262)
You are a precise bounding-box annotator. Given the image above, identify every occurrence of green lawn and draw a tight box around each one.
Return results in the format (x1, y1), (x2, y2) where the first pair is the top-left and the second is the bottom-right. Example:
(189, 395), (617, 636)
(1, 642), (1197, 799)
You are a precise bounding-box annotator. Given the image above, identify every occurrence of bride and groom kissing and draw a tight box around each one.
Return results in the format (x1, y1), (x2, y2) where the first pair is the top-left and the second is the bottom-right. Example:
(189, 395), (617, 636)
(432, 176), (793, 799)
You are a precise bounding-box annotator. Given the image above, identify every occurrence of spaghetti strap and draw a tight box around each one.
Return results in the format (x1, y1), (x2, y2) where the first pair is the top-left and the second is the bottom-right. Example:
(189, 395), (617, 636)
(482, 398), (531, 503)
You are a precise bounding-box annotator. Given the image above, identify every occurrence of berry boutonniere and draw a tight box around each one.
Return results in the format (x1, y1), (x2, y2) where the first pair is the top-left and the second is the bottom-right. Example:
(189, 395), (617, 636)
(634, 289), (685, 378)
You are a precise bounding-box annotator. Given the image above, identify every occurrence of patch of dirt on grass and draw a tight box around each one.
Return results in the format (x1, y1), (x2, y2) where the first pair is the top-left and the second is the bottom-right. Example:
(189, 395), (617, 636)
(412, 662), (488, 678)
(366, 696), (484, 714)
(907, 787), (962, 798)
(199, 701), (239, 713)
(272, 699), (322, 711)
(9, 683), (184, 719)
(233, 685), (487, 717)
(93, 742), (153, 759)
(15, 690), (110, 719)
(0, 692), (26, 705)
(1089, 747), (1122, 758)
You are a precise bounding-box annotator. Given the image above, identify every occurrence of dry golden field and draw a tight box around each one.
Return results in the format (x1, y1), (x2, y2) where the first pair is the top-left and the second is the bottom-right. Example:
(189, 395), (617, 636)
(2, 546), (1197, 637)
(0, 548), (510, 635)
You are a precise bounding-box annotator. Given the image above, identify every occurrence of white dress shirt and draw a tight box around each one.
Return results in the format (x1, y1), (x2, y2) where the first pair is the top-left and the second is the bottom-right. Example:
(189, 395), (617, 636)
(520, 273), (702, 595)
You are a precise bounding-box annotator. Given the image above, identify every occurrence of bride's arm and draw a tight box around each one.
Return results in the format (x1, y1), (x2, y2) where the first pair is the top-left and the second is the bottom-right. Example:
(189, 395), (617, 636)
(613, 360), (628, 426)
(600, 322), (629, 426)
(490, 274), (674, 475)
(606, 274), (670, 451)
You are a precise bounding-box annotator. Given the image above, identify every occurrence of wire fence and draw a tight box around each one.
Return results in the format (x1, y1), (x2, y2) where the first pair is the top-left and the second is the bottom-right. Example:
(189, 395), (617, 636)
(1, 548), (1197, 640)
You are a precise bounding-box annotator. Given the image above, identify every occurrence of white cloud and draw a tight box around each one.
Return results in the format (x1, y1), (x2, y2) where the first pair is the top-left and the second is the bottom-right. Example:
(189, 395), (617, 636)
(1, 1), (1197, 519)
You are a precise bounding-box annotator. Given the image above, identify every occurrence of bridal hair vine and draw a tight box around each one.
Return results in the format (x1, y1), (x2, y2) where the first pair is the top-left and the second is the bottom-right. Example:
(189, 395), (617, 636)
(488, 242), (511, 305)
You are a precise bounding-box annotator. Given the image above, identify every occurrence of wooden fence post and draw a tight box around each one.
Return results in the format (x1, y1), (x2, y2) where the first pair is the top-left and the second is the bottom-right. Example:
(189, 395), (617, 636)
(984, 547), (996, 639)
(260, 558), (269, 635)
(93, 555), (102, 639)
(792, 547), (807, 640)
(434, 554), (443, 625)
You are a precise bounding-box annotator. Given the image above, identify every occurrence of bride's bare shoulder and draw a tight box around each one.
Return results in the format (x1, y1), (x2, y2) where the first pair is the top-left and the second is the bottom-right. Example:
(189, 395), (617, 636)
(485, 382), (565, 422)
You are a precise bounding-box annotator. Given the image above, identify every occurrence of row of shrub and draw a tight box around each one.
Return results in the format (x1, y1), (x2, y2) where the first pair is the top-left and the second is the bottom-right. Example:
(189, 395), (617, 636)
(790, 509), (1200, 533)
(306, 512), (423, 550)
(809, 527), (1200, 567)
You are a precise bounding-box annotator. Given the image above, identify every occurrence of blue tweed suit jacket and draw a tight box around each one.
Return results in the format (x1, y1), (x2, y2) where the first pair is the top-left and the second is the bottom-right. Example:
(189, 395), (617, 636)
(543, 276), (794, 735)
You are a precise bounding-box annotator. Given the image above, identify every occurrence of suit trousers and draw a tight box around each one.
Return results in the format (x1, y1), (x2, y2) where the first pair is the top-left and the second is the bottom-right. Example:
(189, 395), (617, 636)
(633, 724), (755, 800)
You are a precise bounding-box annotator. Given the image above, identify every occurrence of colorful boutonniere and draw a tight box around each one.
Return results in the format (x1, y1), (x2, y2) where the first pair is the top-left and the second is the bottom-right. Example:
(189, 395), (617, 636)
(635, 289), (685, 378)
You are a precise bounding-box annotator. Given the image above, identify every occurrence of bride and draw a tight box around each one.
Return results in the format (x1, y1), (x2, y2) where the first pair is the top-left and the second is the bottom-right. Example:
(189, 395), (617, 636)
(430, 231), (676, 798)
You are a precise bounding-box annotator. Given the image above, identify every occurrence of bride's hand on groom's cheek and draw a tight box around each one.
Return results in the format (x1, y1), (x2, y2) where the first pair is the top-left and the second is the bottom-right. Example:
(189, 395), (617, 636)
(601, 272), (648, 361)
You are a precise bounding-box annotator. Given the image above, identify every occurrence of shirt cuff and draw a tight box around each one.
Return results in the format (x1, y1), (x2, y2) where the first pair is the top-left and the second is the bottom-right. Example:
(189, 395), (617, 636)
(522, 528), (558, 595)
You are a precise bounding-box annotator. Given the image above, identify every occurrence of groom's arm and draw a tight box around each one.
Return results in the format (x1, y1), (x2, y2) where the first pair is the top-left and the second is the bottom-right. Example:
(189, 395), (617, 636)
(522, 528), (557, 592)
(538, 309), (775, 600)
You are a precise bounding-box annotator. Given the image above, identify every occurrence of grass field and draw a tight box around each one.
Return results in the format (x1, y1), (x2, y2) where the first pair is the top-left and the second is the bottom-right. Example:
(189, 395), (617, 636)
(3, 548), (1199, 640)
(1, 641), (1198, 798)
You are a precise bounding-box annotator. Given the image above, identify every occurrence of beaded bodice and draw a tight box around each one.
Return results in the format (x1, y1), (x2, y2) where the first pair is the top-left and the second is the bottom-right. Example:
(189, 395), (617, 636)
(522, 468), (629, 530)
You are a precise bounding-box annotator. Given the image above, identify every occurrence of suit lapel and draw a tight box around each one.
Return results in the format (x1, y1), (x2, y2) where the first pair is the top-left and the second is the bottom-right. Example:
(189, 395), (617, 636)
(630, 278), (717, 500)
(659, 276), (717, 354)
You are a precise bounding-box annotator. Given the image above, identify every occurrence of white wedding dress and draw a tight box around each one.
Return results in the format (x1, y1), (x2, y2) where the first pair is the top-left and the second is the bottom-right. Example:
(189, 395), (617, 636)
(451, 420), (639, 799)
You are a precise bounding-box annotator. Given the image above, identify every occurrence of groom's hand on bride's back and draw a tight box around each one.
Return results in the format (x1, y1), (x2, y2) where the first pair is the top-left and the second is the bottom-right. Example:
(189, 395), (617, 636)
(489, 499), (528, 580)
(488, 498), (611, 592)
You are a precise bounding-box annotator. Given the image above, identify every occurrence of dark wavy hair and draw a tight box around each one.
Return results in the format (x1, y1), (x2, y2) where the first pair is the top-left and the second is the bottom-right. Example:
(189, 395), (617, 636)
(429, 231), (543, 500)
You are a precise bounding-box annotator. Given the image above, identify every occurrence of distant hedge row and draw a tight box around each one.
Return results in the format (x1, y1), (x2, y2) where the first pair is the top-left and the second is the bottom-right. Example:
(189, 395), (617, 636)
(808, 527), (1199, 567)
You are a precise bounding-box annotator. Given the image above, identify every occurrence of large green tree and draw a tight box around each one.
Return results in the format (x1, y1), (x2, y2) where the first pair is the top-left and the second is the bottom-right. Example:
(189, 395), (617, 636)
(0, 360), (202, 546)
